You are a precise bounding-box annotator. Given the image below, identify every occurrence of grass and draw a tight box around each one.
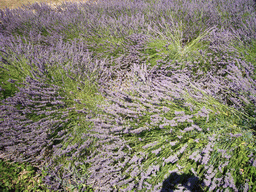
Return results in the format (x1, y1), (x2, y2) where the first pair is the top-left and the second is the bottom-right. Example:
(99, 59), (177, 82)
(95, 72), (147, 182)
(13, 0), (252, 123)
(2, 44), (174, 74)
(0, 0), (256, 191)
(0, 0), (94, 10)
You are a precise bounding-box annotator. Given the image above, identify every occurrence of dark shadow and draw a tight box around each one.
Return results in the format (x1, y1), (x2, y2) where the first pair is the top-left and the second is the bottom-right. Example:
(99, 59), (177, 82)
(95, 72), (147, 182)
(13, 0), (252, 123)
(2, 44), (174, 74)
(161, 171), (206, 192)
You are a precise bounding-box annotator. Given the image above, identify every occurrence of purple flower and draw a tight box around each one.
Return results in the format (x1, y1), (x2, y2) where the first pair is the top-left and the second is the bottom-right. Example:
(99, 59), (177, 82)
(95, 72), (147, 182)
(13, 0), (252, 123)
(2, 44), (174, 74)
(177, 143), (188, 155)
(151, 148), (161, 155)
(174, 110), (185, 116)
(189, 151), (200, 160)
(209, 180), (217, 191)
(159, 123), (169, 129)
(165, 154), (179, 164)
(234, 133), (243, 137)
(203, 178), (212, 187)
(177, 135), (183, 139)
(169, 141), (177, 146)
(201, 153), (211, 165)
(252, 159), (256, 167)
(248, 153), (253, 158)
(184, 126), (194, 132)
(225, 154), (231, 159)
(176, 164), (184, 170)
(244, 183), (250, 192)
(142, 141), (158, 149)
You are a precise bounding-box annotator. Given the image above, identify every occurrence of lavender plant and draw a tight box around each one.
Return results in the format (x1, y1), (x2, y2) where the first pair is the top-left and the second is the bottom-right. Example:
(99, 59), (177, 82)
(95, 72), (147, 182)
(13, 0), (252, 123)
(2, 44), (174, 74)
(0, 0), (256, 191)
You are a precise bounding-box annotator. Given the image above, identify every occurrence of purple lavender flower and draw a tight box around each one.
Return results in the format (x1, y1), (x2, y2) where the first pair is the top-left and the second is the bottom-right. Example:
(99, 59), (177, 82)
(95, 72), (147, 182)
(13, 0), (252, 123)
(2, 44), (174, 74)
(174, 110), (185, 116)
(169, 140), (177, 146)
(165, 154), (179, 164)
(152, 148), (161, 155)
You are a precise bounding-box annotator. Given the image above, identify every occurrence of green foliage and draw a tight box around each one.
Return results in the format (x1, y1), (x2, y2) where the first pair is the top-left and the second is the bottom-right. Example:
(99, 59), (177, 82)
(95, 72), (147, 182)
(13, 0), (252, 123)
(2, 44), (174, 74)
(0, 159), (49, 191)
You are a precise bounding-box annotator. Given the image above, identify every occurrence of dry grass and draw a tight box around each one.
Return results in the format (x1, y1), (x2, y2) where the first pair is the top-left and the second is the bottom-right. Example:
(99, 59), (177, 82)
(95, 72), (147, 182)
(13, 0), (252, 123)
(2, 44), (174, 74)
(0, 0), (98, 10)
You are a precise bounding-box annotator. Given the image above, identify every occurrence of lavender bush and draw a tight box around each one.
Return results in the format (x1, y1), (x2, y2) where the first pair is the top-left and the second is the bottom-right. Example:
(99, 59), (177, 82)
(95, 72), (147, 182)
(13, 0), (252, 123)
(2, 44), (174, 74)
(0, 0), (256, 191)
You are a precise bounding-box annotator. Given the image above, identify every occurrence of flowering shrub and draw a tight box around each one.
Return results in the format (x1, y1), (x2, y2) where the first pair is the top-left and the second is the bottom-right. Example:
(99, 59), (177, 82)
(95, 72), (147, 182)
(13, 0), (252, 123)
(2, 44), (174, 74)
(0, 0), (256, 191)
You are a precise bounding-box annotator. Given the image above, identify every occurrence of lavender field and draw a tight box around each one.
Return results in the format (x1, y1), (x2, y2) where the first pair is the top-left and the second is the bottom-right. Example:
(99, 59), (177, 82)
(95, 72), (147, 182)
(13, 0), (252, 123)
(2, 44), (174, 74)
(0, 0), (256, 191)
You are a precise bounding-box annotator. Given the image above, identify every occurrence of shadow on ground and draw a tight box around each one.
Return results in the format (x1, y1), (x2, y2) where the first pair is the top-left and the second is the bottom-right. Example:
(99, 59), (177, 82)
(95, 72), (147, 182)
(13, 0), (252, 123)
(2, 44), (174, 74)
(161, 171), (205, 192)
